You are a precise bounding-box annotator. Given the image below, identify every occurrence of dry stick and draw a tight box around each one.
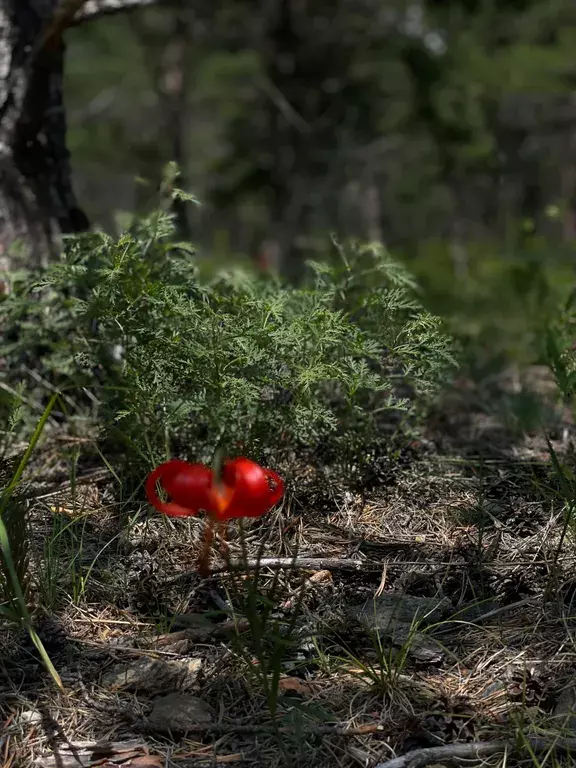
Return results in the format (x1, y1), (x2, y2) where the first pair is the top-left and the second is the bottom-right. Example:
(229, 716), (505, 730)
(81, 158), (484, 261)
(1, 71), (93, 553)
(136, 721), (386, 737)
(164, 557), (386, 584)
(373, 737), (576, 768)
(164, 557), (576, 584)
(236, 557), (381, 572)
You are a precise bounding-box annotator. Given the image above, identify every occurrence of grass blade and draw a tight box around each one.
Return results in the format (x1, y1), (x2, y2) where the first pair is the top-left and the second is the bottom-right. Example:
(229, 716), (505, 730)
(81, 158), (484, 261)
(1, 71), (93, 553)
(0, 393), (63, 690)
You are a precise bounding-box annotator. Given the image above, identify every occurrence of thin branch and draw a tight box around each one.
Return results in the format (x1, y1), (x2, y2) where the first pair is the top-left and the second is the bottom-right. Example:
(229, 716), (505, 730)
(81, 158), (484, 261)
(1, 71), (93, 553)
(374, 737), (576, 768)
(222, 556), (386, 572)
(162, 553), (576, 586)
(137, 721), (386, 737)
(163, 557), (390, 584)
(72, 0), (161, 25)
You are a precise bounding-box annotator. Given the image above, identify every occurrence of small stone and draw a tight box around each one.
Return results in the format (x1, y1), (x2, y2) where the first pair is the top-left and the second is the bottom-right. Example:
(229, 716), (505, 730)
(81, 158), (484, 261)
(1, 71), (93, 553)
(404, 632), (444, 663)
(101, 656), (202, 692)
(177, 658), (204, 688)
(147, 693), (214, 734)
(351, 595), (451, 633)
(308, 570), (332, 584)
(18, 709), (42, 726)
(350, 595), (449, 662)
(161, 639), (190, 655)
(169, 613), (216, 635)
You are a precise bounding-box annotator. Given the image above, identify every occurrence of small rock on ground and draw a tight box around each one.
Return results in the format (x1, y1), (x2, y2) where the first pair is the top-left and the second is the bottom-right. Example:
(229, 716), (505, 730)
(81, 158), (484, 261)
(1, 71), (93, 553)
(146, 693), (215, 734)
(350, 594), (450, 662)
(351, 595), (451, 631)
(101, 656), (202, 692)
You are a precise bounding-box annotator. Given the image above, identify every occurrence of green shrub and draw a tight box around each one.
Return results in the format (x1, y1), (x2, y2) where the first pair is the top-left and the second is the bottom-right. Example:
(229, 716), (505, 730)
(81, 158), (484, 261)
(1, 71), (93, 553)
(410, 240), (576, 374)
(0, 211), (456, 475)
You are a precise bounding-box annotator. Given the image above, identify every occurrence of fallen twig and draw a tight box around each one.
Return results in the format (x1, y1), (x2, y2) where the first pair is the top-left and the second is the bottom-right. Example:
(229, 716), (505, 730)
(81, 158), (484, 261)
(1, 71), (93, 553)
(177, 753), (242, 764)
(137, 721), (386, 737)
(151, 618), (250, 646)
(164, 557), (387, 584)
(68, 636), (185, 657)
(374, 736), (576, 768)
(240, 557), (381, 572)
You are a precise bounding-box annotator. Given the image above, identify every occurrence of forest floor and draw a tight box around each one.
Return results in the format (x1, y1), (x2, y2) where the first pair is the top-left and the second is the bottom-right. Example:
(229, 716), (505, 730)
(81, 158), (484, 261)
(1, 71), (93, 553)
(3, 366), (576, 768)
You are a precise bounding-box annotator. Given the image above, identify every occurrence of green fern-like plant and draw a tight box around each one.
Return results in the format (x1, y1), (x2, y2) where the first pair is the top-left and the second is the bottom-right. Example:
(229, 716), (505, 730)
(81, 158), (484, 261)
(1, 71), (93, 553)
(0, 210), (457, 475)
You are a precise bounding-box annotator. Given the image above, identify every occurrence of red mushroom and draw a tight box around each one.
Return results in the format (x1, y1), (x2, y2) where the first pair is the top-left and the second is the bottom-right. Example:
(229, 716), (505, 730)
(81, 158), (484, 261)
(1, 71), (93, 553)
(145, 457), (284, 574)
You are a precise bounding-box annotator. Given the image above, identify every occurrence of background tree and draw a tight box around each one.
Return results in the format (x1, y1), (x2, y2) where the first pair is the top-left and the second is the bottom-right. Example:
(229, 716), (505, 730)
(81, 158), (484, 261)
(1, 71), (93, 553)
(3, 0), (576, 278)
(0, 0), (158, 274)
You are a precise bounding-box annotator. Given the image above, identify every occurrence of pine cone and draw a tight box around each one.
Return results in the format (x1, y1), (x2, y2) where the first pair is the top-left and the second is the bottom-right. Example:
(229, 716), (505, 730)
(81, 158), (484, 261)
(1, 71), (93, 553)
(421, 696), (478, 744)
(507, 668), (547, 705)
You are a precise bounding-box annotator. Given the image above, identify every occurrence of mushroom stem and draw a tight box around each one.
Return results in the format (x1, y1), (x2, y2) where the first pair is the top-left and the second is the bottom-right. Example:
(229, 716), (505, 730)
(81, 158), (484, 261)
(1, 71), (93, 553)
(197, 517), (216, 576)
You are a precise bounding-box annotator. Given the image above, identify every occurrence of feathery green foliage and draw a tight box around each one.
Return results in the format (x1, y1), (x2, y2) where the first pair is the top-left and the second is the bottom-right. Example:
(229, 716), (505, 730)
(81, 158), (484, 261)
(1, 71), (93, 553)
(0, 210), (456, 472)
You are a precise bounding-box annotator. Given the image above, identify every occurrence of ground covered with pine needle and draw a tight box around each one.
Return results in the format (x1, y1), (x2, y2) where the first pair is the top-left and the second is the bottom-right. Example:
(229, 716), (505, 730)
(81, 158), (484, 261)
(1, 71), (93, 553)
(3, 366), (576, 768)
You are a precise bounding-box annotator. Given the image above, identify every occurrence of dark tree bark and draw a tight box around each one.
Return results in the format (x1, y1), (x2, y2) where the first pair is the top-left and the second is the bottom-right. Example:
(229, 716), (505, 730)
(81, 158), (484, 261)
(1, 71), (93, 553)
(0, 0), (159, 274)
(132, 0), (193, 240)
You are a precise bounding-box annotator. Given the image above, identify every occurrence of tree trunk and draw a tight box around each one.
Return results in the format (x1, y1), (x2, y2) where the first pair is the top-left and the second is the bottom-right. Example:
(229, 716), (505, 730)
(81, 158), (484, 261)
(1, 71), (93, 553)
(0, 0), (159, 276)
(132, 0), (192, 239)
(0, 2), (86, 270)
